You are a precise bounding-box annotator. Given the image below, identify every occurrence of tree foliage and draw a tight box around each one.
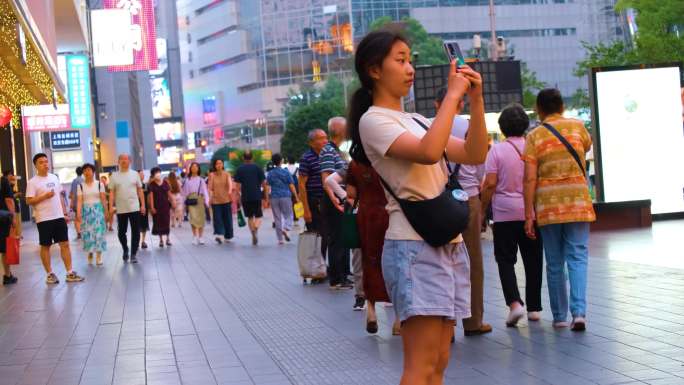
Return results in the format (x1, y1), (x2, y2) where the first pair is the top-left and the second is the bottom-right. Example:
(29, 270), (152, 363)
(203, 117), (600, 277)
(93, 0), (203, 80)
(211, 146), (269, 172)
(370, 16), (446, 65)
(521, 63), (547, 109)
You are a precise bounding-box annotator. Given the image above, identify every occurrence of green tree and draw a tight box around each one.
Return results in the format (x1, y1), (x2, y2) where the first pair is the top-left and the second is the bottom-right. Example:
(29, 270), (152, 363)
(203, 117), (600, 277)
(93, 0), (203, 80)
(521, 63), (547, 109)
(281, 99), (344, 161)
(574, 41), (633, 79)
(370, 16), (446, 65)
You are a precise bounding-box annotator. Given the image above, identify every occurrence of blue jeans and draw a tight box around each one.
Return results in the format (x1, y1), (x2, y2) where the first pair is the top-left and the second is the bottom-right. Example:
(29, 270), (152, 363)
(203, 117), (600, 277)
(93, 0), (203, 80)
(212, 203), (233, 239)
(538, 222), (590, 322)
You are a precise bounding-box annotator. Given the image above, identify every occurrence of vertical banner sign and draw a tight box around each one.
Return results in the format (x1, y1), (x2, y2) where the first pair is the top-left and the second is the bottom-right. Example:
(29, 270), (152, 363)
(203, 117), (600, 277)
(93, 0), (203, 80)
(104, 0), (158, 72)
(66, 55), (92, 128)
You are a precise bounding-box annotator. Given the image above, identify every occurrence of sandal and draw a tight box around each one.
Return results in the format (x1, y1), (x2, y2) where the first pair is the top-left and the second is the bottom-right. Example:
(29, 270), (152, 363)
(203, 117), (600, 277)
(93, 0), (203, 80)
(366, 320), (378, 334)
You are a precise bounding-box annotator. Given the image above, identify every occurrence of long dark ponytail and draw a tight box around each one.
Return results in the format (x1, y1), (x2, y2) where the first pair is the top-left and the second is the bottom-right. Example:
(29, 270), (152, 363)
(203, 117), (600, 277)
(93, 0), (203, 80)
(348, 29), (409, 165)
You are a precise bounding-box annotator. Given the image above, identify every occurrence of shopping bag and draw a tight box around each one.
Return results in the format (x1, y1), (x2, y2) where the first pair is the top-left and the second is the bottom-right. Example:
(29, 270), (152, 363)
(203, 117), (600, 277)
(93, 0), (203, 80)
(237, 209), (246, 227)
(5, 236), (19, 265)
(297, 231), (326, 279)
(341, 208), (360, 249)
(293, 202), (304, 219)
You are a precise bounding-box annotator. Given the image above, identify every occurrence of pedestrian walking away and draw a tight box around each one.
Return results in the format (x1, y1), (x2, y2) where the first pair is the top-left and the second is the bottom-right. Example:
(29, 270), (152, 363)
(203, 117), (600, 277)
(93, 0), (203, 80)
(0, 171), (17, 284)
(68, 166), (83, 239)
(434, 87), (492, 337)
(183, 162), (210, 245)
(168, 172), (184, 228)
(138, 170), (150, 249)
(350, 30), (488, 385)
(208, 158), (234, 244)
(148, 167), (173, 247)
(26, 153), (84, 283)
(234, 151), (267, 245)
(76, 163), (108, 266)
(266, 153), (298, 245)
(523, 88), (596, 332)
(109, 154), (146, 263)
(480, 103), (543, 327)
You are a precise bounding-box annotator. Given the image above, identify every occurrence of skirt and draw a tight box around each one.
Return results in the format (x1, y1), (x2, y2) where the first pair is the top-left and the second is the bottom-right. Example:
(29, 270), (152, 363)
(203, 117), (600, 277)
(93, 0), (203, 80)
(81, 202), (107, 253)
(187, 193), (206, 228)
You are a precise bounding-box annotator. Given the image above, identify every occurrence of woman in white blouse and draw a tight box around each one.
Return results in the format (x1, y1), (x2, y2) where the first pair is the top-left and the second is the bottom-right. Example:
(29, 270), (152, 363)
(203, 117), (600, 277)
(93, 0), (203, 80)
(76, 163), (109, 265)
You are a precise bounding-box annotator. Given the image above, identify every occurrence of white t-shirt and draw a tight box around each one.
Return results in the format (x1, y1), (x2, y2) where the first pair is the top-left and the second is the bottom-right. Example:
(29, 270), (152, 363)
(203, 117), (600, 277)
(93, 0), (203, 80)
(77, 180), (103, 205)
(450, 117), (485, 197)
(109, 170), (142, 214)
(359, 106), (462, 242)
(26, 173), (64, 223)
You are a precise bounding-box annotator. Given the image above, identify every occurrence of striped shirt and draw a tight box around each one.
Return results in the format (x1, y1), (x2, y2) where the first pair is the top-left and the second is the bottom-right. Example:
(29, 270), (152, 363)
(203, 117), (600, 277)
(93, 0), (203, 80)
(299, 149), (324, 199)
(522, 113), (596, 226)
(319, 142), (347, 175)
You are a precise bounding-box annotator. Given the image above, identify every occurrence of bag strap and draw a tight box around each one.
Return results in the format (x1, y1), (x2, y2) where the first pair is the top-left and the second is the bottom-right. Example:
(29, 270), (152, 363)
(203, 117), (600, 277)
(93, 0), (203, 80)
(505, 140), (523, 159)
(411, 117), (454, 175)
(542, 123), (586, 177)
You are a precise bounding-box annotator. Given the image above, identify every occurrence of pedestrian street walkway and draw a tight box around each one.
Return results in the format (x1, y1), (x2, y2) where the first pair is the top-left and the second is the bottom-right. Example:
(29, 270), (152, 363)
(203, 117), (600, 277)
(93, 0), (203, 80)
(1, 217), (684, 385)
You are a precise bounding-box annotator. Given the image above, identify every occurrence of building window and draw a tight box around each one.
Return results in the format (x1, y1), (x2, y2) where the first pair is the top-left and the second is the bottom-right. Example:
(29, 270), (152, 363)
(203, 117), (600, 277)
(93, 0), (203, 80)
(188, 51), (193, 63)
(199, 54), (250, 75)
(197, 26), (238, 46)
(186, 33), (192, 43)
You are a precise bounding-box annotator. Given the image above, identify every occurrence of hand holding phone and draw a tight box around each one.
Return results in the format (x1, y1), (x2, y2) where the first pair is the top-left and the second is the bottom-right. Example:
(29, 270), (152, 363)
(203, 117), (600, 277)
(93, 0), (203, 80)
(443, 41), (466, 67)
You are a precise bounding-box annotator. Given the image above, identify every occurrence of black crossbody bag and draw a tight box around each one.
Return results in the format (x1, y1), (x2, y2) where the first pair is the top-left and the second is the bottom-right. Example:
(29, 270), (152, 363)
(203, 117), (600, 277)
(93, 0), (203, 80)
(376, 118), (470, 247)
(542, 123), (586, 177)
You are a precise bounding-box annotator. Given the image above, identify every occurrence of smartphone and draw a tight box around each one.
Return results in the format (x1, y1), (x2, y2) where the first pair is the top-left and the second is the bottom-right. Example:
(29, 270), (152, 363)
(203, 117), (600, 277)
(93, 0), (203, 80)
(443, 41), (466, 67)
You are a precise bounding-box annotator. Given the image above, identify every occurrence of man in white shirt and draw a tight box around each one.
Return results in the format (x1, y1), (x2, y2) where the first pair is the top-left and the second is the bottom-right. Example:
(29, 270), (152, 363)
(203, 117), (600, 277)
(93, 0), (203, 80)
(435, 88), (491, 336)
(108, 154), (145, 263)
(26, 153), (84, 284)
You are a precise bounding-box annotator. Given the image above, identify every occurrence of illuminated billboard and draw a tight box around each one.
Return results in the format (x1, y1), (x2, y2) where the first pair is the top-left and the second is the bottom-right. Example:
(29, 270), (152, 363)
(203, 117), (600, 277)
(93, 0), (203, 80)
(592, 64), (684, 214)
(154, 120), (183, 141)
(66, 55), (92, 128)
(91, 9), (134, 67)
(21, 104), (70, 132)
(150, 38), (171, 119)
(104, 0), (158, 72)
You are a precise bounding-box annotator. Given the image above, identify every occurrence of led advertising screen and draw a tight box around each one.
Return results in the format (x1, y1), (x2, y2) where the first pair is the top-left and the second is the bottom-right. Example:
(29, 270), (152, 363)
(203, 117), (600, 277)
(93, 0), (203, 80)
(91, 9), (134, 67)
(104, 0), (158, 72)
(66, 55), (92, 128)
(21, 104), (70, 132)
(154, 121), (183, 141)
(150, 38), (171, 119)
(593, 65), (684, 214)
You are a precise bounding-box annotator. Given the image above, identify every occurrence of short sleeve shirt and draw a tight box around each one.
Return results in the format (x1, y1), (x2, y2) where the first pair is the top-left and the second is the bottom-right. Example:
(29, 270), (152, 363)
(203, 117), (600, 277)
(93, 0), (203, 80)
(109, 170), (142, 214)
(298, 149), (323, 198)
(484, 137), (526, 222)
(26, 173), (64, 223)
(522, 114), (596, 226)
(235, 163), (265, 202)
(0, 177), (14, 212)
(359, 106), (461, 242)
(266, 167), (294, 199)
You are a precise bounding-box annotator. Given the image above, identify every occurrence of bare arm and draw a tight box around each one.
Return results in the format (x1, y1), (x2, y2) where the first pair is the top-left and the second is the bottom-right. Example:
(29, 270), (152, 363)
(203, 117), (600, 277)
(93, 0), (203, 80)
(26, 193), (49, 206)
(76, 190), (83, 222)
(4, 198), (14, 215)
(480, 173), (497, 213)
(99, 191), (109, 218)
(148, 190), (155, 213)
(523, 162), (538, 239)
(445, 96), (488, 165)
(137, 186), (146, 214)
(298, 176), (309, 211)
(288, 183), (298, 200)
(345, 185), (357, 206)
(108, 188), (115, 214)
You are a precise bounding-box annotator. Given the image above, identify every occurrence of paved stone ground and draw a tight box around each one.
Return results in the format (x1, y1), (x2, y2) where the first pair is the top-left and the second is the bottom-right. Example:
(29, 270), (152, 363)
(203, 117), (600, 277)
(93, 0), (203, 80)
(1, 215), (684, 385)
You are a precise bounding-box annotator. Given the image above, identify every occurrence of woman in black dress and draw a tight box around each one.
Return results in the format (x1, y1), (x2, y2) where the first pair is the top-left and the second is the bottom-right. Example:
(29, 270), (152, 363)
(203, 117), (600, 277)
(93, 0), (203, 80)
(148, 167), (173, 247)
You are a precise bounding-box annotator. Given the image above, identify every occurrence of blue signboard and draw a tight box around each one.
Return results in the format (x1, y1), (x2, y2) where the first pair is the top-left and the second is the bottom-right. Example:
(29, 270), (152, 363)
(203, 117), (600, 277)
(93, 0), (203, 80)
(66, 55), (91, 128)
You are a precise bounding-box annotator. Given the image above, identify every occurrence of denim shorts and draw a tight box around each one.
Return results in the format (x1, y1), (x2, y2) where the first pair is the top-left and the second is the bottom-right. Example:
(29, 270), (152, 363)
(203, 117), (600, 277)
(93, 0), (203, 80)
(382, 240), (471, 322)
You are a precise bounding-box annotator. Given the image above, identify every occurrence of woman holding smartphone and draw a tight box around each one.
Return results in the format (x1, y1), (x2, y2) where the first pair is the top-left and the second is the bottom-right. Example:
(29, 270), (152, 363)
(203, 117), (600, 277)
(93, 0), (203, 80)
(349, 29), (488, 384)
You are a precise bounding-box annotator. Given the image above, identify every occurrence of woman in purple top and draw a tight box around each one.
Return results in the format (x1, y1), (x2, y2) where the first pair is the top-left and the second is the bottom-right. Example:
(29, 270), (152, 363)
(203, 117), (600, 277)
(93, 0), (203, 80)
(182, 162), (210, 245)
(481, 104), (543, 328)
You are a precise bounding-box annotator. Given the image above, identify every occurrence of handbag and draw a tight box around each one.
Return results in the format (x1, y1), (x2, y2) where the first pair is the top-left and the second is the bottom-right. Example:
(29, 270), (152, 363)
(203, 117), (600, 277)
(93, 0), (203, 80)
(184, 179), (202, 206)
(341, 198), (360, 249)
(293, 202), (305, 219)
(542, 123), (586, 177)
(376, 118), (470, 248)
(5, 236), (19, 265)
(237, 208), (246, 227)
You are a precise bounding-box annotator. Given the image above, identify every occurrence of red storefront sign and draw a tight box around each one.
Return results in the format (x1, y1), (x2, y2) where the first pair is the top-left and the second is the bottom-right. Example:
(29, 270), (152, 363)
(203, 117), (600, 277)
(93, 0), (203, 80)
(21, 104), (71, 132)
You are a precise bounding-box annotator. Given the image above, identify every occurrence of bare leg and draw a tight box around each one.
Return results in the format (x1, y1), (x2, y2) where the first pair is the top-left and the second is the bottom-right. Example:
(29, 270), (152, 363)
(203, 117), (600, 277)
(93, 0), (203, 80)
(430, 320), (456, 385)
(39, 245), (52, 273)
(59, 242), (73, 272)
(198, 227), (204, 238)
(2, 255), (11, 277)
(400, 316), (449, 385)
(366, 300), (377, 322)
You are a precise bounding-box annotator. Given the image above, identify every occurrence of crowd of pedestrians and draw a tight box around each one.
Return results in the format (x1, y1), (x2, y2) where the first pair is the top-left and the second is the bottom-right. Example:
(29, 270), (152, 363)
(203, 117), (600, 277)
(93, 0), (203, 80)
(0, 27), (600, 385)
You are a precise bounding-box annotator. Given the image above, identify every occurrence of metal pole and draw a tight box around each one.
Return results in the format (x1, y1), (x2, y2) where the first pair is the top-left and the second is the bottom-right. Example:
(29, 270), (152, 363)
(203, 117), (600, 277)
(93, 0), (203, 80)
(489, 0), (498, 61)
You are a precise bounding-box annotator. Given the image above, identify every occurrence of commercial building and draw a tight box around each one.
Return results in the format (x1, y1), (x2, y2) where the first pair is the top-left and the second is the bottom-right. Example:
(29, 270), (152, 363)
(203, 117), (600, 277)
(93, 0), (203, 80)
(351, 0), (630, 96)
(176, 0), (354, 156)
(0, 0), (92, 219)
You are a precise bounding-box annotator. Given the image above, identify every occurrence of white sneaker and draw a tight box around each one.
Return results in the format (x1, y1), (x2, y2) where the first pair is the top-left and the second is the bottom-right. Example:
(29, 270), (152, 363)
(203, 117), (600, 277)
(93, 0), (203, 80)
(198, 237), (205, 245)
(528, 311), (541, 322)
(553, 321), (569, 329)
(506, 306), (526, 327)
(192, 238), (200, 245)
(571, 317), (586, 332)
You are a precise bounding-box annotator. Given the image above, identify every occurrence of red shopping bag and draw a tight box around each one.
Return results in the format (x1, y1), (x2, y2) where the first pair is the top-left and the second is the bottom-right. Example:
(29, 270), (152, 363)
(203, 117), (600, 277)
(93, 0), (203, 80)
(5, 236), (19, 265)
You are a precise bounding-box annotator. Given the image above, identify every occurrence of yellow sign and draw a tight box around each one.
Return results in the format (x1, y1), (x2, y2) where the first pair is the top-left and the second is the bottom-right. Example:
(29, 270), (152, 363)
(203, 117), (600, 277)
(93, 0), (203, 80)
(261, 150), (272, 160)
(182, 152), (196, 161)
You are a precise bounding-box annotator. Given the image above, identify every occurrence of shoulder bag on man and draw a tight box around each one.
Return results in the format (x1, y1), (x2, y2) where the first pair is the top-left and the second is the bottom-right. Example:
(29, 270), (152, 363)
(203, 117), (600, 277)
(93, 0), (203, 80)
(376, 117), (470, 248)
(542, 123), (586, 177)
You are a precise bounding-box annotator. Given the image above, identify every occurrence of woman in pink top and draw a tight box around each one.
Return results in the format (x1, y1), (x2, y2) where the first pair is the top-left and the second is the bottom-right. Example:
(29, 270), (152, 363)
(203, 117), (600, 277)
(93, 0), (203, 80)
(481, 104), (543, 328)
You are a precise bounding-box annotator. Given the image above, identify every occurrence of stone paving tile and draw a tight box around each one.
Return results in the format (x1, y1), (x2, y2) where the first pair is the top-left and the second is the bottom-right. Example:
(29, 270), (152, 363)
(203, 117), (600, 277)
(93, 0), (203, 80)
(1, 219), (684, 384)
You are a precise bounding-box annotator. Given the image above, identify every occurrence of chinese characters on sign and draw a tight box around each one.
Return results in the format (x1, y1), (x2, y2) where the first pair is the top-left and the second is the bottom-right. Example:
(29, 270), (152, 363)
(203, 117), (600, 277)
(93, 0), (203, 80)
(21, 104), (71, 132)
(50, 131), (81, 150)
(202, 96), (219, 126)
(66, 55), (92, 128)
(104, 0), (158, 72)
